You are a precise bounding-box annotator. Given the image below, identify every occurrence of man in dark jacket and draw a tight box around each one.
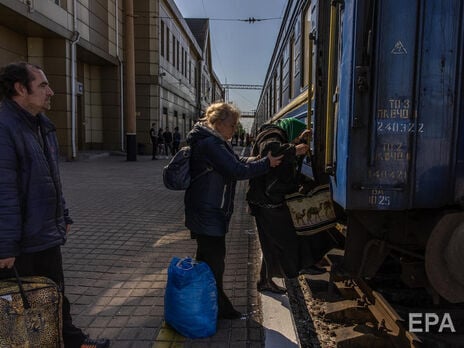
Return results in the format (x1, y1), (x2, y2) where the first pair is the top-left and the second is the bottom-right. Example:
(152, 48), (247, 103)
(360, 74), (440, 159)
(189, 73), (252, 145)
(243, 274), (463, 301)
(0, 62), (109, 348)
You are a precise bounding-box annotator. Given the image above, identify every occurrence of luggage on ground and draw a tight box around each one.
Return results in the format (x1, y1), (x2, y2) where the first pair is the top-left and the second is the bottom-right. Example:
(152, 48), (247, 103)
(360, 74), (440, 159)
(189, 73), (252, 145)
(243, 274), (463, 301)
(0, 268), (63, 347)
(164, 257), (217, 338)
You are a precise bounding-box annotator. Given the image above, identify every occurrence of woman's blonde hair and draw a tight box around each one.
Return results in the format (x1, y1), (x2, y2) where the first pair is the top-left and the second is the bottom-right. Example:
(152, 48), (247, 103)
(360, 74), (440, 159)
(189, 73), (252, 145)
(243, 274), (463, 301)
(201, 102), (241, 125)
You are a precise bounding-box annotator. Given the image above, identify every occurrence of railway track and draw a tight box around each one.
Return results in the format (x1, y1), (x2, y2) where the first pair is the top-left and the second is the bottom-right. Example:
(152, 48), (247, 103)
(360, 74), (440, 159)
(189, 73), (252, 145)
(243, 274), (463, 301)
(286, 249), (464, 348)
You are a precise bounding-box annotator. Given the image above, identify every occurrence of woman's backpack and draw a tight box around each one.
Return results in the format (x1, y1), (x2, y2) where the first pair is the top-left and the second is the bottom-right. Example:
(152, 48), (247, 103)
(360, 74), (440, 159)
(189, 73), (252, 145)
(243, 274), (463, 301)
(163, 146), (212, 190)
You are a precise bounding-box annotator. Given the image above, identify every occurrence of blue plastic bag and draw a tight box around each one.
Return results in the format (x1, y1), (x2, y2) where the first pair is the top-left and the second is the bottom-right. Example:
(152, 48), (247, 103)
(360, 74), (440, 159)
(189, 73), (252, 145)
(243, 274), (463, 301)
(164, 257), (218, 338)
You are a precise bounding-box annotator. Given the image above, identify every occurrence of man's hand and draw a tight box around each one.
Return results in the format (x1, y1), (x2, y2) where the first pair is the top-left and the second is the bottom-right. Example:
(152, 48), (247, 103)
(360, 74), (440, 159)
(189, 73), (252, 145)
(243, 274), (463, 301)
(0, 257), (15, 269)
(66, 224), (71, 234)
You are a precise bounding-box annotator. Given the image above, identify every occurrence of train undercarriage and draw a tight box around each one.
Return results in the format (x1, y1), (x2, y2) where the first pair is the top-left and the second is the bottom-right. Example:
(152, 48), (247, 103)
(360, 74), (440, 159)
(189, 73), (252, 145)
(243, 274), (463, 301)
(343, 210), (464, 304)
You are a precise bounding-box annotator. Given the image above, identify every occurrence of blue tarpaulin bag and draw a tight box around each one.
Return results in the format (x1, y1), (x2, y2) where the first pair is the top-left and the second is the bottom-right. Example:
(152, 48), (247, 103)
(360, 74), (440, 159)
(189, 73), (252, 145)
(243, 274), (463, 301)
(164, 257), (218, 338)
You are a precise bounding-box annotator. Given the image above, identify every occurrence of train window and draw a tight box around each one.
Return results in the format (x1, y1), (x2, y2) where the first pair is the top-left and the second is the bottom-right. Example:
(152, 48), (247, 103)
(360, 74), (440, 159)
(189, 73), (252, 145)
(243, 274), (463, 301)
(301, 5), (313, 89)
(273, 74), (277, 114)
(289, 36), (295, 100)
(268, 89), (272, 118)
(279, 60), (283, 109)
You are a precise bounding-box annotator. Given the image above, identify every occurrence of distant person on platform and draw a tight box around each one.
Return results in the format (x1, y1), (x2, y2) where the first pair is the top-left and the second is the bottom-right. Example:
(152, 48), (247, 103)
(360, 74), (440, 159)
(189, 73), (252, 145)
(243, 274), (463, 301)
(150, 122), (158, 160)
(173, 126), (181, 154)
(163, 127), (173, 156)
(157, 127), (165, 157)
(0, 61), (110, 348)
(246, 133), (251, 147)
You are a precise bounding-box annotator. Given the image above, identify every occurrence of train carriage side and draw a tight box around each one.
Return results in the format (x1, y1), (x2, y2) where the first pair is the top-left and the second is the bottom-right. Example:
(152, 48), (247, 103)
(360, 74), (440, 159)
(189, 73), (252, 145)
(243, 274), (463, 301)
(330, 0), (464, 303)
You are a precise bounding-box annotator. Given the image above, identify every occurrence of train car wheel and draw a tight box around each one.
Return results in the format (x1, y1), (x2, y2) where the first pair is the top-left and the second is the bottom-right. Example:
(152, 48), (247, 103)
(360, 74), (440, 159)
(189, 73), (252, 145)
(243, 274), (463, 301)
(425, 212), (464, 303)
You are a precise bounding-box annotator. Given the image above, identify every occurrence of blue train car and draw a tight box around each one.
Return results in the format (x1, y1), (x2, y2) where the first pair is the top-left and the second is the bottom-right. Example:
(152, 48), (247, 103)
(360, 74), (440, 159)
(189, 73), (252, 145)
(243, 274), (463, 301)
(331, 0), (464, 303)
(253, 0), (464, 303)
(333, 0), (464, 210)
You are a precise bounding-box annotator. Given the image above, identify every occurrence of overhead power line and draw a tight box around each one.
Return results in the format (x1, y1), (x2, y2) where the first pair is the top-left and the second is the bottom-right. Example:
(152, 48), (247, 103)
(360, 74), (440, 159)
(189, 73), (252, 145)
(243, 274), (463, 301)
(215, 17), (281, 23)
(223, 84), (263, 104)
(139, 15), (281, 23)
(223, 84), (263, 90)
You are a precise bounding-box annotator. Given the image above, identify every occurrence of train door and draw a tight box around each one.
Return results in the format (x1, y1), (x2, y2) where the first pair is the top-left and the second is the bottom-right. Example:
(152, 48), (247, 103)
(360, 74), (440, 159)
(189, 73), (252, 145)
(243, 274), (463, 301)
(324, 0), (343, 176)
(309, 0), (332, 184)
(345, 0), (462, 211)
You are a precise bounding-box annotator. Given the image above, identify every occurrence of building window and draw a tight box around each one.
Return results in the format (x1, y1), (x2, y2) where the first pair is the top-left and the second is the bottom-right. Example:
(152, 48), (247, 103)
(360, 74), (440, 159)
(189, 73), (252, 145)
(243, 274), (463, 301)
(160, 21), (165, 57)
(172, 34), (176, 67)
(163, 107), (169, 129)
(176, 41), (180, 70)
(174, 110), (178, 129)
(181, 47), (184, 75)
(162, 107), (168, 128)
(184, 51), (187, 77)
(166, 27), (170, 62)
(182, 114), (186, 137)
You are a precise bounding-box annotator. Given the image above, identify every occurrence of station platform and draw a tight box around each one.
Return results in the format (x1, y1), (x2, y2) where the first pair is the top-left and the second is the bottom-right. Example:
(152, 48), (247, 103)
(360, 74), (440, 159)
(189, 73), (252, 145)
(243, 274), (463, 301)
(60, 153), (300, 347)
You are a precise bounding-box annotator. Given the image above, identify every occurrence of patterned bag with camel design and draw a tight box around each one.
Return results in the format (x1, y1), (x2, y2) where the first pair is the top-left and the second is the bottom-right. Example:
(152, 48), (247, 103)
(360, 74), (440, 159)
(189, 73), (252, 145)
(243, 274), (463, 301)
(285, 184), (337, 235)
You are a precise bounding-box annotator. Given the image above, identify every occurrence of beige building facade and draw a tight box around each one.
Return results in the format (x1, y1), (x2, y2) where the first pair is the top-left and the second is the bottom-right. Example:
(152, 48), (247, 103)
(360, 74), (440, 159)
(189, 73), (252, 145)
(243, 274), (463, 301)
(0, 0), (223, 159)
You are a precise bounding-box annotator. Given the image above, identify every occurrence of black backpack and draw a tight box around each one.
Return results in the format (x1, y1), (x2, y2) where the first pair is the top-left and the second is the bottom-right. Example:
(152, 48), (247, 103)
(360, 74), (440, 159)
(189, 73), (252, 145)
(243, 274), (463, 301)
(163, 146), (212, 190)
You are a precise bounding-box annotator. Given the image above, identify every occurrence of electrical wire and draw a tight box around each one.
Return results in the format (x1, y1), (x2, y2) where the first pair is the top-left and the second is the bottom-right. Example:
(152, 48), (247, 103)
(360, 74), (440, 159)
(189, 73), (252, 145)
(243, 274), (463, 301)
(132, 14), (282, 23)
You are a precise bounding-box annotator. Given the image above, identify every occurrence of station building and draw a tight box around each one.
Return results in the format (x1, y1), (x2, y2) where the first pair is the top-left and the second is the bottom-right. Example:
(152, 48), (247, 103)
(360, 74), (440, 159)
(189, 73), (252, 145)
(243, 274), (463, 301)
(0, 0), (224, 159)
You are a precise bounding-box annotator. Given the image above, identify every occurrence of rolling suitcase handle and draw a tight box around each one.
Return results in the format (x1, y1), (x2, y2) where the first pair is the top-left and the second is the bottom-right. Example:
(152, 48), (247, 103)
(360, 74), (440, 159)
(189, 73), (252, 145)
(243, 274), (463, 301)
(12, 265), (31, 309)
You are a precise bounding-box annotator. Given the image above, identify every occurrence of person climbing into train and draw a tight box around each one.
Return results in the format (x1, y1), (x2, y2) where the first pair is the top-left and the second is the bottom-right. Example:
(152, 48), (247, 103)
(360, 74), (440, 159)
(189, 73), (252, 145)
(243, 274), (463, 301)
(246, 117), (326, 294)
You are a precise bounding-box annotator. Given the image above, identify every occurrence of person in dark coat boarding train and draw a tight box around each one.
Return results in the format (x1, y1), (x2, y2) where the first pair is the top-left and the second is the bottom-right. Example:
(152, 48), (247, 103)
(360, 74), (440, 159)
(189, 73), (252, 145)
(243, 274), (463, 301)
(246, 118), (326, 294)
(184, 102), (283, 319)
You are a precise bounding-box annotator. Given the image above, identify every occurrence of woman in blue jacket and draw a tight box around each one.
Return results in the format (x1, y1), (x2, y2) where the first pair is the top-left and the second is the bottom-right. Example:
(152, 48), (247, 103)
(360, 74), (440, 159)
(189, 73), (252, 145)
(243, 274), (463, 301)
(185, 102), (282, 319)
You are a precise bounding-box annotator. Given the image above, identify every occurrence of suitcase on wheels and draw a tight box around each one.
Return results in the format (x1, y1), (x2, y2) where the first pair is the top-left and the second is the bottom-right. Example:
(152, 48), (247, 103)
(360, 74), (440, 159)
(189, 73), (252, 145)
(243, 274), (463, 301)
(0, 268), (63, 347)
